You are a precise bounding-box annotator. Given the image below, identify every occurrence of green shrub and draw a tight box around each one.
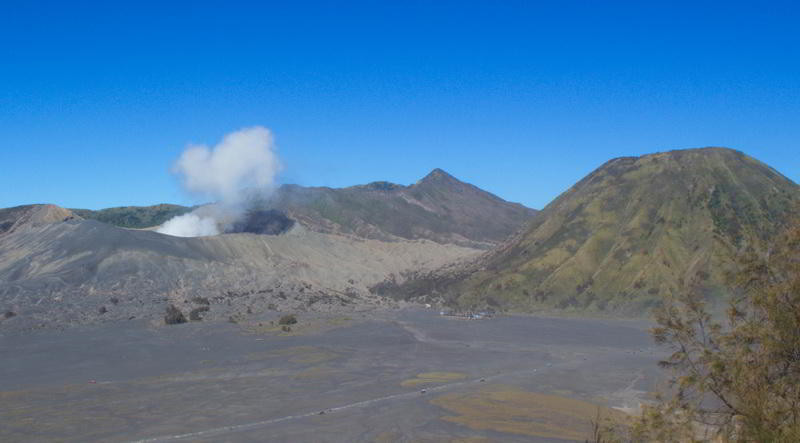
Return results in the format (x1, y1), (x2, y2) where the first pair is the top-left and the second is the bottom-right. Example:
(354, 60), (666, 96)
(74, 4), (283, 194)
(189, 306), (210, 321)
(164, 304), (187, 325)
(278, 314), (297, 325)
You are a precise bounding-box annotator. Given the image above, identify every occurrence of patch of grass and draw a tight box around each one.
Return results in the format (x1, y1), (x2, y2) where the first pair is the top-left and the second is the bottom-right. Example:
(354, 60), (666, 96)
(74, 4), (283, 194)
(288, 350), (337, 364)
(243, 346), (338, 365)
(292, 365), (337, 380)
(430, 385), (627, 440)
(401, 371), (466, 387)
(326, 316), (352, 326)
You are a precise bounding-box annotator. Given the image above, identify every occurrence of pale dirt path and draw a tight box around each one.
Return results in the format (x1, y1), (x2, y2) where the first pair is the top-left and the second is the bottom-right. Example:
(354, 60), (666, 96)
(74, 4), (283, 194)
(129, 365), (559, 443)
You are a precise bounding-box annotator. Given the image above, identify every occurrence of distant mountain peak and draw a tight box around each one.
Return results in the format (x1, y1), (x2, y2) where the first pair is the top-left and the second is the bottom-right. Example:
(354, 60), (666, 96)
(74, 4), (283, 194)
(0, 204), (79, 236)
(419, 168), (460, 185)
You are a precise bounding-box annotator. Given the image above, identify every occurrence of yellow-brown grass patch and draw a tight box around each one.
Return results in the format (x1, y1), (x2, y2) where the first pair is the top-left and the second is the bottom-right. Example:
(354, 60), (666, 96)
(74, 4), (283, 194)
(431, 384), (626, 440)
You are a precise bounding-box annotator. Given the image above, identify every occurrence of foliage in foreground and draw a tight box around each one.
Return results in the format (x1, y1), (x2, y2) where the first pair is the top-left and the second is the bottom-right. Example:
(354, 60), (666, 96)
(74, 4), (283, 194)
(593, 221), (800, 442)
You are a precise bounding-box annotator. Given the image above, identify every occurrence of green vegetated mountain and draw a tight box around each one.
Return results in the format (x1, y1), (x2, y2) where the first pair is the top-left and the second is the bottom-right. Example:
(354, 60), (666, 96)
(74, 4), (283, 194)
(384, 148), (799, 313)
(72, 204), (193, 229)
(235, 168), (537, 248)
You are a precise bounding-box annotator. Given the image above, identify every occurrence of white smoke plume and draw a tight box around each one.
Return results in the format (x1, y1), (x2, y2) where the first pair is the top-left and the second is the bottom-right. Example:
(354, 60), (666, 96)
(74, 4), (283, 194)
(157, 126), (281, 237)
(158, 214), (220, 237)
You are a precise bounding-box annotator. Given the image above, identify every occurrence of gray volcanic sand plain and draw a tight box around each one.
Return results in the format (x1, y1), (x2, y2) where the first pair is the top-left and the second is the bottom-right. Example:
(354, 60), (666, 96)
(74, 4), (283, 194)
(1, 310), (666, 442)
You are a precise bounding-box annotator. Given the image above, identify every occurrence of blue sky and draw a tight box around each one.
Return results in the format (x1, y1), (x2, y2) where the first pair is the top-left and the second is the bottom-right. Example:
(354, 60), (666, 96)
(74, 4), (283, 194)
(1, 1), (798, 210)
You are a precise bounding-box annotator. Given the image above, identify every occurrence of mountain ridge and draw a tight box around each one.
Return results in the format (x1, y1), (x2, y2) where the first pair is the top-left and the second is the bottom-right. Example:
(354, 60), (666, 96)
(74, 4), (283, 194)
(69, 169), (536, 248)
(70, 204), (194, 229)
(204, 168), (537, 248)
